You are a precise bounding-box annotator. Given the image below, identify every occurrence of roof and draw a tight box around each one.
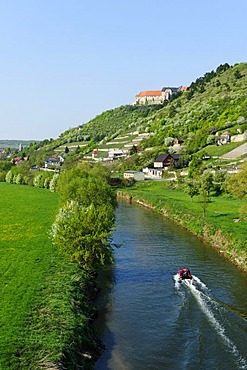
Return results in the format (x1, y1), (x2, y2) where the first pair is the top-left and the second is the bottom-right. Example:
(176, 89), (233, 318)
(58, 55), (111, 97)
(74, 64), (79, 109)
(162, 87), (180, 93)
(154, 153), (181, 162)
(45, 157), (61, 163)
(136, 90), (162, 97)
(154, 154), (170, 162)
(179, 86), (189, 91)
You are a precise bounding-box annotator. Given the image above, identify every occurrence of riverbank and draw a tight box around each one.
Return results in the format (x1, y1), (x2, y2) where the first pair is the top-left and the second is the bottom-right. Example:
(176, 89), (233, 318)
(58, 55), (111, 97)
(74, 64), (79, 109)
(116, 181), (247, 273)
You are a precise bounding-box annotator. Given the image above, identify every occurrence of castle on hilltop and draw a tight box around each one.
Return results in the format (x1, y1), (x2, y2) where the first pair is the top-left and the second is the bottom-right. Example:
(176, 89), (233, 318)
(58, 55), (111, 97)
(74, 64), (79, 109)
(134, 86), (188, 105)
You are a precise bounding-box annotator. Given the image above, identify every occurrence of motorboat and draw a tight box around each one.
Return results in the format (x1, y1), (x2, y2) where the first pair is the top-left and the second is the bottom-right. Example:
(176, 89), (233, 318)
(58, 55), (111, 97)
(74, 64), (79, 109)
(177, 267), (192, 281)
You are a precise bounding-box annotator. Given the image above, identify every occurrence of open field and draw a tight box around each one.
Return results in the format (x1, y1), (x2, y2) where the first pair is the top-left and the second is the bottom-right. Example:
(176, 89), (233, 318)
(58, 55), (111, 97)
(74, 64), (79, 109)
(0, 183), (95, 369)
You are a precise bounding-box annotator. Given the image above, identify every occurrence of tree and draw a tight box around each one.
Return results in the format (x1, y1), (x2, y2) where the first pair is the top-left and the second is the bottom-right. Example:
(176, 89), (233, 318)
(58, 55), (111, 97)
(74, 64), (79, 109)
(57, 166), (116, 208)
(129, 145), (138, 155)
(200, 171), (214, 196)
(184, 180), (199, 201)
(49, 173), (60, 192)
(5, 170), (14, 183)
(226, 163), (247, 198)
(188, 154), (205, 178)
(198, 189), (211, 217)
(234, 70), (242, 79)
(51, 164), (117, 272)
(33, 174), (43, 188)
(213, 171), (227, 196)
(51, 202), (115, 271)
(15, 173), (23, 185)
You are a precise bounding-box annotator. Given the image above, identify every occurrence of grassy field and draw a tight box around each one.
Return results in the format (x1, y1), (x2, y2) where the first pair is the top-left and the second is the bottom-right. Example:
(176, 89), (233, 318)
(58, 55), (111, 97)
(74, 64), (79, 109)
(0, 183), (96, 369)
(118, 181), (247, 270)
(199, 142), (243, 156)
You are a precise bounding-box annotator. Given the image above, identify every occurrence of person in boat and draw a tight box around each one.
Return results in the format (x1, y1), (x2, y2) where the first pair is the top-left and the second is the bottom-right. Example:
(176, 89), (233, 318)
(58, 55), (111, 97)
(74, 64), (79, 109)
(178, 267), (192, 279)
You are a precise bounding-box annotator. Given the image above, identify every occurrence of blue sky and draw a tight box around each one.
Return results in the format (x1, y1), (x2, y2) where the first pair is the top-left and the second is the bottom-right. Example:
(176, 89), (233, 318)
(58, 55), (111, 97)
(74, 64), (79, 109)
(0, 0), (246, 140)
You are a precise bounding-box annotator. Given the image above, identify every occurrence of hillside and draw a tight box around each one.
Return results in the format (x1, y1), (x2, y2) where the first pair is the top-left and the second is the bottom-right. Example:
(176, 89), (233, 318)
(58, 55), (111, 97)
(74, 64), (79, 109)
(41, 62), (246, 166)
(7, 62), (246, 171)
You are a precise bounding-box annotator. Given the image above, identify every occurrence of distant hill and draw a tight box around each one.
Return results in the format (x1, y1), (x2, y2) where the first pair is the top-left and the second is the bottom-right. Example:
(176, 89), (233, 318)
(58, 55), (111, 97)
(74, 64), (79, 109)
(0, 140), (37, 149)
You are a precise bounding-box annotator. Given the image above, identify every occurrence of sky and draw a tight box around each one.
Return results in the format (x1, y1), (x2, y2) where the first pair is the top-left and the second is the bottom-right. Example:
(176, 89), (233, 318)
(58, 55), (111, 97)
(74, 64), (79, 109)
(0, 0), (246, 141)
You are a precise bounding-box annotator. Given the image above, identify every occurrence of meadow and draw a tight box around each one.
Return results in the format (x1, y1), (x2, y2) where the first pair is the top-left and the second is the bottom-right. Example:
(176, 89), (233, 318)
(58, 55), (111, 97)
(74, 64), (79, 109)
(0, 183), (95, 369)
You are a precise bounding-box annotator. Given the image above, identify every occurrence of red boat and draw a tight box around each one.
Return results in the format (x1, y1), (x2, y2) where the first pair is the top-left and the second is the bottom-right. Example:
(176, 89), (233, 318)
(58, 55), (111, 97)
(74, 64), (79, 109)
(178, 267), (192, 280)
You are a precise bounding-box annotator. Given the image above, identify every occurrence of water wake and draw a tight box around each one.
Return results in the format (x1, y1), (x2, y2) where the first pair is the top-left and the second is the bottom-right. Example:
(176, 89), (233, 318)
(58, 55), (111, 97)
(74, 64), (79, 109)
(174, 274), (247, 369)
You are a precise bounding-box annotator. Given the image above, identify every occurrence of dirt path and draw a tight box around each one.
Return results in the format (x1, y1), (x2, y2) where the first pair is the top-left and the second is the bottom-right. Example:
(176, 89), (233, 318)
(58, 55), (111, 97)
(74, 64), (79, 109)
(221, 142), (247, 159)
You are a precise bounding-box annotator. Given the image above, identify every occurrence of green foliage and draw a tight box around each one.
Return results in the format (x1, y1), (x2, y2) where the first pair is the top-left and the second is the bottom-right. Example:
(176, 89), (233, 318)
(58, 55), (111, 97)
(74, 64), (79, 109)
(33, 173), (43, 187)
(184, 179), (199, 201)
(226, 163), (247, 198)
(53, 164), (117, 272)
(188, 153), (205, 178)
(57, 166), (116, 208)
(239, 202), (247, 220)
(200, 170), (214, 196)
(51, 202), (114, 270)
(198, 189), (211, 217)
(14, 173), (23, 185)
(49, 173), (60, 192)
(5, 170), (14, 183)
(129, 145), (138, 155)
(213, 170), (227, 196)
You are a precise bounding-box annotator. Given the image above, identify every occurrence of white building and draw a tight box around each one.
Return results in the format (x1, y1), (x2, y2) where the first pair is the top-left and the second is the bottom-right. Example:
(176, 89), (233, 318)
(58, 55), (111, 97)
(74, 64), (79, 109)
(124, 170), (145, 181)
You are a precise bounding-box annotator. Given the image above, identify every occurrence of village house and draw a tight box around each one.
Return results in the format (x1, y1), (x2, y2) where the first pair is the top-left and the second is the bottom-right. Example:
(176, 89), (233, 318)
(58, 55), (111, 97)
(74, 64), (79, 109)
(215, 132), (231, 145)
(108, 149), (127, 160)
(44, 156), (64, 168)
(11, 156), (28, 164)
(143, 153), (181, 179)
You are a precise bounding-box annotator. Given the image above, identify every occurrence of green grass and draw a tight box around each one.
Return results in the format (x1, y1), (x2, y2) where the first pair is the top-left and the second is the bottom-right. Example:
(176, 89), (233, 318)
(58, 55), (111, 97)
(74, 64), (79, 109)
(0, 183), (96, 369)
(200, 142), (244, 156)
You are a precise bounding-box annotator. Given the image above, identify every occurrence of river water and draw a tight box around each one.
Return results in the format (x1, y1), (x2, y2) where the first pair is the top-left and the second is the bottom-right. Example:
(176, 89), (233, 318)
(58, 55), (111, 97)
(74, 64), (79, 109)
(94, 202), (247, 370)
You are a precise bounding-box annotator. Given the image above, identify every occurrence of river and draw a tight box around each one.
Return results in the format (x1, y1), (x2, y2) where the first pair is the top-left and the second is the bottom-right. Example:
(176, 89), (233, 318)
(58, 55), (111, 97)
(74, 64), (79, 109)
(94, 201), (247, 370)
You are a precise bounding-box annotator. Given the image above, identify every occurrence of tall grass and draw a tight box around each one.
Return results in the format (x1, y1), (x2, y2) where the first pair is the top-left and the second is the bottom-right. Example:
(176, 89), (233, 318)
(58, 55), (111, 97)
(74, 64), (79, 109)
(0, 183), (96, 369)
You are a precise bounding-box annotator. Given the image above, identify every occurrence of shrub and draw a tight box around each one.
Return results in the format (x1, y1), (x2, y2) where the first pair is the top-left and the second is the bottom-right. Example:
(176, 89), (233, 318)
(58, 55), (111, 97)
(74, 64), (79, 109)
(5, 170), (14, 183)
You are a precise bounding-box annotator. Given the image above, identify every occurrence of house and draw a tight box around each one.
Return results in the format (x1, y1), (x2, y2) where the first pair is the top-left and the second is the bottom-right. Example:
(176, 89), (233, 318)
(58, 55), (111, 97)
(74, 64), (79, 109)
(173, 138), (184, 145)
(154, 154), (181, 168)
(215, 132), (231, 145)
(124, 170), (145, 181)
(11, 156), (28, 164)
(144, 153), (181, 179)
(108, 149), (127, 160)
(44, 156), (64, 168)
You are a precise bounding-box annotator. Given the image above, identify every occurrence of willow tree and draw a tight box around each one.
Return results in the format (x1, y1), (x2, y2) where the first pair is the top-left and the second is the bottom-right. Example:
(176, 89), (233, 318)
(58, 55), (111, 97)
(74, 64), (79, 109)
(52, 164), (117, 271)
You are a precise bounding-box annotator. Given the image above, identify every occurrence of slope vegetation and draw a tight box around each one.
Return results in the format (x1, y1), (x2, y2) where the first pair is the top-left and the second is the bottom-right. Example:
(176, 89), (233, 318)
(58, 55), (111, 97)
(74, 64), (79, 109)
(55, 62), (247, 158)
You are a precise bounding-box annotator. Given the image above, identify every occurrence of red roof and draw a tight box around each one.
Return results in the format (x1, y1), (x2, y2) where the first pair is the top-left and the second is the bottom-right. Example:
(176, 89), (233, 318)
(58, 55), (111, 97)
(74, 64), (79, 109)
(136, 90), (162, 97)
